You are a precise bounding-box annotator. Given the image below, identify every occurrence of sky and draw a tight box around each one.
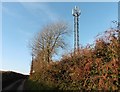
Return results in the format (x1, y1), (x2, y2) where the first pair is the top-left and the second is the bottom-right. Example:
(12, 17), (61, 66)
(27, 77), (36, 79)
(2, 2), (118, 75)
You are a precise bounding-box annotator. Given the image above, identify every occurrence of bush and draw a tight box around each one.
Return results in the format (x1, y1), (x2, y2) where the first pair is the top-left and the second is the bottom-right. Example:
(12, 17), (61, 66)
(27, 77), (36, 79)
(29, 29), (120, 90)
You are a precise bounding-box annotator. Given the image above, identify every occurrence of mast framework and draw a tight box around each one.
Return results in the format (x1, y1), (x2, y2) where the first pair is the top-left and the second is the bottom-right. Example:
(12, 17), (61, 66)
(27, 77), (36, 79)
(72, 6), (81, 52)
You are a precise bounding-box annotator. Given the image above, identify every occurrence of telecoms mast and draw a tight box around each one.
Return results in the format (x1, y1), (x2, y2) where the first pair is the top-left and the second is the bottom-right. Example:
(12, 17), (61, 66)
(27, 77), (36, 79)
(72, 6), (81, 52)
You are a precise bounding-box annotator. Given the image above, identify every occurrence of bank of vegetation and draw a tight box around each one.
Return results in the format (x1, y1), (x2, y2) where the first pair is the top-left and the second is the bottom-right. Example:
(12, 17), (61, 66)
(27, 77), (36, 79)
(28, 21), (120, 90)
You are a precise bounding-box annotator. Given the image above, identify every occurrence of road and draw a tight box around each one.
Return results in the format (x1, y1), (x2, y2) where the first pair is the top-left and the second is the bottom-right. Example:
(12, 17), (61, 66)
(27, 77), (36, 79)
(2, 79), (26, 91)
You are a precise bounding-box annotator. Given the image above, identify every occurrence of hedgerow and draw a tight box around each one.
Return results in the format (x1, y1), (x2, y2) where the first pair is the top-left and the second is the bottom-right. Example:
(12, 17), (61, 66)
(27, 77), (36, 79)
(29, 28), (120, 90)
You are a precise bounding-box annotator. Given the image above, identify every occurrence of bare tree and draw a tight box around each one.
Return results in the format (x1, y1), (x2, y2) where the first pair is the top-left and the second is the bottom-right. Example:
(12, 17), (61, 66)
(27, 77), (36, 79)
(30, 21), (70, 63)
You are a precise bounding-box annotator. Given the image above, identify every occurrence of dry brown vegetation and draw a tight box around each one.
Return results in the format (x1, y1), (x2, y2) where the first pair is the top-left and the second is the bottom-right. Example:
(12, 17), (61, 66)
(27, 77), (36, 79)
(29, 22), (120, 90)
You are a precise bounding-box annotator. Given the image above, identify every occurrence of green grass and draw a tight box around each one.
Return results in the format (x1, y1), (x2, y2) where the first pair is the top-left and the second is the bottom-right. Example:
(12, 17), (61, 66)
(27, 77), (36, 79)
(25, 79), (57, 90)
